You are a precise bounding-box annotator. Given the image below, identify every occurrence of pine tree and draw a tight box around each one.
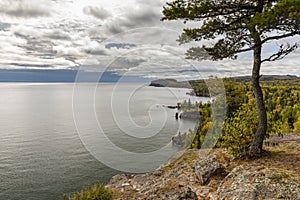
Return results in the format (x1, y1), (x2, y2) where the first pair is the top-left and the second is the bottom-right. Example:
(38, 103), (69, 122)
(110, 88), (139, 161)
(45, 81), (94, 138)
(162, 0), (300, 156)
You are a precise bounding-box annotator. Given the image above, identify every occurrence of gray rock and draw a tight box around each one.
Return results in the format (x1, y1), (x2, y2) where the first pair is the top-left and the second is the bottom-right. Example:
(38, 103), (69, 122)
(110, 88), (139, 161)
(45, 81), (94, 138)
(214, 165), (300, 200)
(107, 151), (300, 200)
(179, 187), (197, 200)
(194, 154), (226, 185)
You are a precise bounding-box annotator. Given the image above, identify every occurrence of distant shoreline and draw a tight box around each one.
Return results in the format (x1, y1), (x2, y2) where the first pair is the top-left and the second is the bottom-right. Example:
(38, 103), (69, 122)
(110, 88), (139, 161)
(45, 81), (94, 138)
(149, 74), (298, 87)
(149, 75), (299, 97)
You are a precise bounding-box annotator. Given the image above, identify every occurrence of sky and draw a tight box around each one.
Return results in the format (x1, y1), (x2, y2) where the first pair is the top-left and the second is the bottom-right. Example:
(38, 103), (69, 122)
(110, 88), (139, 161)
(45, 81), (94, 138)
(0, 0), (299, 81)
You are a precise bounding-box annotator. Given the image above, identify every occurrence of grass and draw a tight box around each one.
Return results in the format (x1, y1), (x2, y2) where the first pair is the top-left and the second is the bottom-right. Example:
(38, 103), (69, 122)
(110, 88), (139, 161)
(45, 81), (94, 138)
(63, 183), (115, 200)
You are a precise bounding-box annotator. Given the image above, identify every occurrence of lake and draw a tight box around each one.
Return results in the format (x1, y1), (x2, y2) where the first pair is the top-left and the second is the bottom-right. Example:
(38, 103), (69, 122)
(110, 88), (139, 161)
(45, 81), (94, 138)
(0, 83), (208, 199)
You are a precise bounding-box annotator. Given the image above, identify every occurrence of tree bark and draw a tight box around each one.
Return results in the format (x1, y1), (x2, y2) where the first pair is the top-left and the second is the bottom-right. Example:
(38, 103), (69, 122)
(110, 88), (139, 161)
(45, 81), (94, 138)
(249, 42), (268, 156)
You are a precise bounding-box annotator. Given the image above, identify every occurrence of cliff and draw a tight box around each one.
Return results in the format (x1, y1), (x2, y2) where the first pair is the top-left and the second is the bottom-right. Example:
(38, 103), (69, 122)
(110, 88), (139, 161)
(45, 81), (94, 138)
(106, 134), (300, 200)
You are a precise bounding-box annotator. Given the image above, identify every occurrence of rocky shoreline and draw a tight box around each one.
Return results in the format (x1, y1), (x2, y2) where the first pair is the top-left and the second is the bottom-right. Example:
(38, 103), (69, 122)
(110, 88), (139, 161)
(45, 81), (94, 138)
(106, 138), (300, 200)
(179, 111), (200, 120)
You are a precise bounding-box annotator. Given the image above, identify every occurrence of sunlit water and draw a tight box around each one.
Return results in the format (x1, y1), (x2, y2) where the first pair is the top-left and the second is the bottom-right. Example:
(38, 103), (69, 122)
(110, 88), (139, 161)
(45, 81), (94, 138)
(0, 83), (208, 199)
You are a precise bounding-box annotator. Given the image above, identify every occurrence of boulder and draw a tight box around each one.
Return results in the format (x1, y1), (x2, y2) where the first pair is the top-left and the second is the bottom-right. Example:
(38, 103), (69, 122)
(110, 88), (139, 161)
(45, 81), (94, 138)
(194, 154), (226, 185)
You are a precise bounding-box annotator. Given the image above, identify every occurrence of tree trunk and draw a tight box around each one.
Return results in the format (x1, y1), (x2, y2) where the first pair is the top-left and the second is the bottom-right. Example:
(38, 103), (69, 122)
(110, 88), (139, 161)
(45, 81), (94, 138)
(249, 43), (268, 156)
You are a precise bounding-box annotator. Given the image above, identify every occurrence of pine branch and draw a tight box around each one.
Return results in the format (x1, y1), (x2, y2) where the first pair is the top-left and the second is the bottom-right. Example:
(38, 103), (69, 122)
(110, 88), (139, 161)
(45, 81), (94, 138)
(261, 43), (298, 63)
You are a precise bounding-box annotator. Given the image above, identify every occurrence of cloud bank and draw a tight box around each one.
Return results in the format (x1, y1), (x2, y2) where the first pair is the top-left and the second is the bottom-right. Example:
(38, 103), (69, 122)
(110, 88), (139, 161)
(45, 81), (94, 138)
(0, 0), (53, 18)
(0, 0), (298, 80)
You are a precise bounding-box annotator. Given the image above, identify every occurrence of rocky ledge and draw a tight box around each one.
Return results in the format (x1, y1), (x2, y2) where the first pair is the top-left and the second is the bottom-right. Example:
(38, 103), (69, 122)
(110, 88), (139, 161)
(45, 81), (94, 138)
(180, 111), (200, 119)
(106, 140), (300, 200)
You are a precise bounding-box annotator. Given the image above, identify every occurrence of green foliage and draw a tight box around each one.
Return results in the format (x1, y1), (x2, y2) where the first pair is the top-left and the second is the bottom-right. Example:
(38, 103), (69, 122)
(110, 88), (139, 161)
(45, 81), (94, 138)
(188, 79), (210, 97)
(220, 93), (258, 156)
(191, 101), (212, 149)
(162, 0), (300, 61)
(64, 183), (113, 200)
(293, 114), (300, 133)
(185, 78), (300, 156)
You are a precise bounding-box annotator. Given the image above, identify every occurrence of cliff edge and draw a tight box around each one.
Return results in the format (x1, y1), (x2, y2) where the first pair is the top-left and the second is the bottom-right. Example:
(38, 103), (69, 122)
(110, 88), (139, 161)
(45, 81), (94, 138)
(107, 134), (300, 200)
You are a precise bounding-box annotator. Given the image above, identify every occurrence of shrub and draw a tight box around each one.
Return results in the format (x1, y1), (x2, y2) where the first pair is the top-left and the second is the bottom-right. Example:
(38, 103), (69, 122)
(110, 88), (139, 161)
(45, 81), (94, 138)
(219, 94), (258, 156)
(63, 183), (113, 200)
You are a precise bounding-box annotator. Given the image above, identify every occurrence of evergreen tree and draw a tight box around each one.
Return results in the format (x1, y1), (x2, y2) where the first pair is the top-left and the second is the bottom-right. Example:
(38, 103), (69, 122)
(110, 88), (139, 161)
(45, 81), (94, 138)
(162, 0), (300, 156)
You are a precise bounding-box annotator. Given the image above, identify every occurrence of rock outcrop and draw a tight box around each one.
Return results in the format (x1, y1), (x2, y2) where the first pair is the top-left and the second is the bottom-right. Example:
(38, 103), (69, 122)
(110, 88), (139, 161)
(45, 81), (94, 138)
(106, 150), (212, 200)
(212, 165), (300, 200)
(106, 141), (300, 200)
(180, 111), (200, 119)
(194, 155), (226, 185)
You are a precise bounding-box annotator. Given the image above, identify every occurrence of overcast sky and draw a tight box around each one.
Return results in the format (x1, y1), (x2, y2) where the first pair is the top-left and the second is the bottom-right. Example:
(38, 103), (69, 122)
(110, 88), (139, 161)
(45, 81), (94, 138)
(0, 0), (299, 80)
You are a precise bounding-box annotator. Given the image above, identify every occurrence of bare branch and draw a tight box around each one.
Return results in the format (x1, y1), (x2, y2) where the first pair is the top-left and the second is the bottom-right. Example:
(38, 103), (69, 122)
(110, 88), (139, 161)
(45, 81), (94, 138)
(261, 31), (300, 44)
(261, 43), (298, 63)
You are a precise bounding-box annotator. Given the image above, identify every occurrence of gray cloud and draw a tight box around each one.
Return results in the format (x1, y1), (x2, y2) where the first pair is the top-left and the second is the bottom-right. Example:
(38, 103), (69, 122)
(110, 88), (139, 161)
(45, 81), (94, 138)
(0, 22), (11, 30)
(0, 0), (52, 18)
(51, 0), (73, 2)
(105, 43), (137, 49)
(12, 27), (57, 58)
(0, 0), (298, 79)
(103, 1), (163, 35)
(108, 57), (147, 72)
(122, 8), (160, 28)
(83, 6), (111, 20)
(104, 23), (123, 35)
(44, 30), (71, 40)
(84, 49), (107, 56)
(135, 0), (164, 7)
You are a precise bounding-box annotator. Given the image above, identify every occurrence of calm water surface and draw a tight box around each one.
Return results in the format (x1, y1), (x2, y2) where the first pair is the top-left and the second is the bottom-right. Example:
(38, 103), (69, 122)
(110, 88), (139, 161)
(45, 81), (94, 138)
(0, 83), (208, 199)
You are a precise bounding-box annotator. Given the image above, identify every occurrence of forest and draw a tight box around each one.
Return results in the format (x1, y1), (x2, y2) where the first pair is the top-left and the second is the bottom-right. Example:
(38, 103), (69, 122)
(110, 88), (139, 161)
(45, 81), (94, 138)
(177, 77), (300, 156)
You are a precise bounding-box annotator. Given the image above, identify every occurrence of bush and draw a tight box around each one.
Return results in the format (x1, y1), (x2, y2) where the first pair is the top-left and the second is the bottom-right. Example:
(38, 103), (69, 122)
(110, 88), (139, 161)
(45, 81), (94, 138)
(293, 115), (300, 133)
(63, 183), (114, 200)
(219, 94), (258, 156)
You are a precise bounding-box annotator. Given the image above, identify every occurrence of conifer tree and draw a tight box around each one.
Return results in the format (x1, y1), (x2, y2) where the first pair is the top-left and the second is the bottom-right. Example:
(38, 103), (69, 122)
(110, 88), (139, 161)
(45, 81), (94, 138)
(162, 0), (300, 155)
